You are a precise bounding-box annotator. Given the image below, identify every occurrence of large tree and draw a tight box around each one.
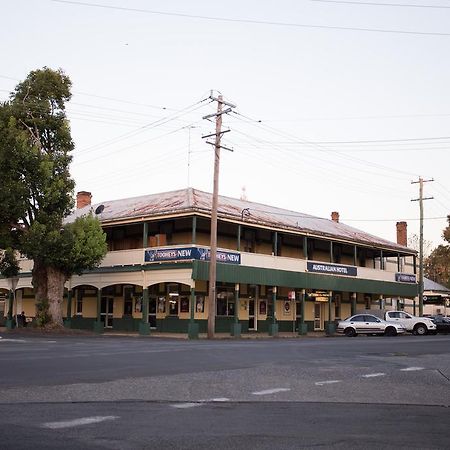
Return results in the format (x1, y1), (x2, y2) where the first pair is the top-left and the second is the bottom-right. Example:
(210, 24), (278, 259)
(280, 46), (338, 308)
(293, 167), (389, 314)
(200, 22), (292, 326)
(425, 215), (450, 287)
(0, 68), (107, 327)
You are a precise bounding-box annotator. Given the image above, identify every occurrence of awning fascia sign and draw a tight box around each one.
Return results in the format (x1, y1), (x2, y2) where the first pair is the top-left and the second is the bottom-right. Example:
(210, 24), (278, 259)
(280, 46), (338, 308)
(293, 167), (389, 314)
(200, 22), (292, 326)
(395, 273), (416, 283)
(144, 246), (241, 265)
(307, 262), (357, 277)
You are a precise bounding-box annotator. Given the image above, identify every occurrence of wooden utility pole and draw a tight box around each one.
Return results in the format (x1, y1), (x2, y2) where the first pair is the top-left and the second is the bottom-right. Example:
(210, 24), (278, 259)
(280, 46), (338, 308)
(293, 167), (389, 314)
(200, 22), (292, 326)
(411, 177), (433, 317)
(202, 93), (235, 339)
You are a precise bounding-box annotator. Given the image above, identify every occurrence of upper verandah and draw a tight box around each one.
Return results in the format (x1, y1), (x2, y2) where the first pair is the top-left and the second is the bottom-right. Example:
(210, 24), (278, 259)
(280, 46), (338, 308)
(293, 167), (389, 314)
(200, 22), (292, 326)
(66, 187), (415, 256)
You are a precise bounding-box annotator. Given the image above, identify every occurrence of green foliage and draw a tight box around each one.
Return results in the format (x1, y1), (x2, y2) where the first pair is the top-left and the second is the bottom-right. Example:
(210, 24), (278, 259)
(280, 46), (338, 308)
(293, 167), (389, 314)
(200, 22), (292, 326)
(0, 68), (108, 325)
(425, 216), (450, 287)
(35, 298), (51, 327)
(0, 67), (75, 255)
(45, 214), (107, 277)
(0, 248), (20, 278)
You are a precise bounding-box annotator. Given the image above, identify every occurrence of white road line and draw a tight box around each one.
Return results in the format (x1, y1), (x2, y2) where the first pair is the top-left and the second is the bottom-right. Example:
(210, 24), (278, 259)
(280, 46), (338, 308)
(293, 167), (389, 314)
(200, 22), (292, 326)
(400, 367), (425, 372)
(252, 388), (291, 395)
(315, 380), (342, 386)
(42, 416), (119, 429)
(206, 397), (230, 402)
(171, 403), (201, 409)
(362, 373), (386, 378)
(0, 339), (27, 343)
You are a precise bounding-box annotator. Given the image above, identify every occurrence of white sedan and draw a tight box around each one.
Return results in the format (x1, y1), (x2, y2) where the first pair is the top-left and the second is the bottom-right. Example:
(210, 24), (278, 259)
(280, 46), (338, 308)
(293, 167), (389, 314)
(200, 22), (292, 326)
(337, 314), (406, 337)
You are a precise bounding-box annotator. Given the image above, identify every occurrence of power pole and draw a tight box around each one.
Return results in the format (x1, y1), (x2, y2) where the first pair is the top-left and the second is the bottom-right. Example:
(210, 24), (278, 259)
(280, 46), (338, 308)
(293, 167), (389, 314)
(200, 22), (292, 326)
(202, 92), (235, 339)
(411, 177), (433, 316)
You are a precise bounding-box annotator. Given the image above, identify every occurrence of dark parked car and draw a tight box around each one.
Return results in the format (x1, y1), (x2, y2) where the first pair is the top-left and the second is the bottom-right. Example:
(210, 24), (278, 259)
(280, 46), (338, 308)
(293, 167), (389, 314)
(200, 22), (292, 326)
(428, 316), (450, 334)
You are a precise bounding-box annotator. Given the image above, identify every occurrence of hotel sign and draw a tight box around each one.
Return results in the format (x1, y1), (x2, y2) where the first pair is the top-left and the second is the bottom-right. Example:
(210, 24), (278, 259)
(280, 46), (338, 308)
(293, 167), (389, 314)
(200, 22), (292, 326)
(395, 273), (417, 283)
(144, 247), (241, 265)
(307, 262), (357, 277)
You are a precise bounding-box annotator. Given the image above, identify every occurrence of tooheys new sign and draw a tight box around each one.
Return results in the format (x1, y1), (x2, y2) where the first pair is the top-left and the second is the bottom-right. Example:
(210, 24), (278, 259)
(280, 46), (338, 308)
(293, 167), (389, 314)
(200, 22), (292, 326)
(307, 262), (357, 276)
(144, 247), (241, 264)
(395, 273), (416, 283)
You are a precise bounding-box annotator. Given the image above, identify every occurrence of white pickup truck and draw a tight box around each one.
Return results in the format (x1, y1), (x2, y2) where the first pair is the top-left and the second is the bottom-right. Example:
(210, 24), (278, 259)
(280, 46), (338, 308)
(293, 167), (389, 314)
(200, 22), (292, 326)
(384, 311), (437, 335)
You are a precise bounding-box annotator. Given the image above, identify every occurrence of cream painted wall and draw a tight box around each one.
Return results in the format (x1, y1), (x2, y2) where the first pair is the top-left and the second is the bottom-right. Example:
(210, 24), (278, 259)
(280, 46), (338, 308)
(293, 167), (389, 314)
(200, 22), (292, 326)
(341, 303), (352, 319)
(82, 297), (98, 318)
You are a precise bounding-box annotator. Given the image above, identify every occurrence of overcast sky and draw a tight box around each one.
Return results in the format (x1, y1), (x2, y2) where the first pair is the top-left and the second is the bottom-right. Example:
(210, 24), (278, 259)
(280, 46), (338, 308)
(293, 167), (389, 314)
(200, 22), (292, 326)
(1, 0), (449, 250)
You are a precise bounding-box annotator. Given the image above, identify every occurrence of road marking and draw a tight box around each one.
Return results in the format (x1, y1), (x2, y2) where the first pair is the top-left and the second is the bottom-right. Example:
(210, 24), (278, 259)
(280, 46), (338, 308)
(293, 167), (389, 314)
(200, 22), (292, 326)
(315, 380), (342, 386)
(171, 403), (201, 409)
(42, 416), (119, 429)
(206, 397), (230, 402)
(252, 388), (291, 395)
(0, 339), (27, 343)
(362, 373), (386, 378)
(400, 367), (425, 372)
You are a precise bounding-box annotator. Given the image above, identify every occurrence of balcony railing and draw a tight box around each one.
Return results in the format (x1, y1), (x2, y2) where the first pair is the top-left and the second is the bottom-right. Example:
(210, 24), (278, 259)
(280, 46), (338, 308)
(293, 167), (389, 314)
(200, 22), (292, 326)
(16, 245), (413, 284)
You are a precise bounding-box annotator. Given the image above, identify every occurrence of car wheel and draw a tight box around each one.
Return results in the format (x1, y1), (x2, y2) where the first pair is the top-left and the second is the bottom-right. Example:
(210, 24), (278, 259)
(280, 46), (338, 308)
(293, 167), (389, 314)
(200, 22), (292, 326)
(384, 327), (397, 337)
(413, 324), (427, 336)
(344, 327), (356, 337)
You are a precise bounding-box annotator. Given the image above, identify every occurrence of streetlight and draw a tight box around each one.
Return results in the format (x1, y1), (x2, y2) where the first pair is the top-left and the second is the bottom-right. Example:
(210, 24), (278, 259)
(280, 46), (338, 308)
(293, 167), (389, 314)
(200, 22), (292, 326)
(6, 276), (19, 330)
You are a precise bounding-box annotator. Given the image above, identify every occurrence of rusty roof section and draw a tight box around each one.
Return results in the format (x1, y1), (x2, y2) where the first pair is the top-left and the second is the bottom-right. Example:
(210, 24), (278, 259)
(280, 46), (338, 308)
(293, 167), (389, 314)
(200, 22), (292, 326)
(66, 187), (414, 253)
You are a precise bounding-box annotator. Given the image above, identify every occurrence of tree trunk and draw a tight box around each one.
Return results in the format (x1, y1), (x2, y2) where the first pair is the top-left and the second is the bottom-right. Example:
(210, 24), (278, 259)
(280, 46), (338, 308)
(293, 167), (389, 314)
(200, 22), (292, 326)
(47, 265), (66, 327)
(32, 258), (48, 304)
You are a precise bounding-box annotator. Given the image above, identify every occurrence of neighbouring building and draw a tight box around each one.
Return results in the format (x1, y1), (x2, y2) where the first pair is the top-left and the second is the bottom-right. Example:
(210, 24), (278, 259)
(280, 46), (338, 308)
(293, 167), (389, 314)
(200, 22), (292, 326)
(421, 278), (450, 316)
(0, 188), (418, 334)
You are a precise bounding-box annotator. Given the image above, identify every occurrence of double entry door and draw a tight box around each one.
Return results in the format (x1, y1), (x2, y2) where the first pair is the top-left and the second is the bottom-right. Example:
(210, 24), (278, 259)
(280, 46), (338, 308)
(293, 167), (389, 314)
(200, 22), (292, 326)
(148, 296), (157, 328)
(101, 296), (114, 328)
(248, 299), (256, 331)
(314, 303), (324, 331)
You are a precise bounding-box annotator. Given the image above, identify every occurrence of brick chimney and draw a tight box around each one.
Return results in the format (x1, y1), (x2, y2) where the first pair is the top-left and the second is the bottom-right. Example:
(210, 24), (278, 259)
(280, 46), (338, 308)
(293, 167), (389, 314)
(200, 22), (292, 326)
(396, 221), (407, 246)
(76, 191), (92, 209)
(331, 211), (339, 223)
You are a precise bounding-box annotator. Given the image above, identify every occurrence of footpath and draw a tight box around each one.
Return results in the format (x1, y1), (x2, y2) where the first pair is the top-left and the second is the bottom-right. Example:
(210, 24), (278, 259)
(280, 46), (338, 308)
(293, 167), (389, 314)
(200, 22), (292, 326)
(0, 326), (332, 339)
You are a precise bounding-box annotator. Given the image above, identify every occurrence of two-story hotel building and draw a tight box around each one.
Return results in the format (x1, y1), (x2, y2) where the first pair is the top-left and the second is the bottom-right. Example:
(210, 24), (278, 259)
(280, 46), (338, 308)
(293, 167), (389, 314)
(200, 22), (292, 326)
(0, 188), (418, 335)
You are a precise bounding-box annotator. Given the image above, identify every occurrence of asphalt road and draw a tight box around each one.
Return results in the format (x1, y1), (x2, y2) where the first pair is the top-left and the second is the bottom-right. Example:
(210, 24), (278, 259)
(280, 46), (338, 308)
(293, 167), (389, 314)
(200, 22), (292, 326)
(0, 332), (449, 449)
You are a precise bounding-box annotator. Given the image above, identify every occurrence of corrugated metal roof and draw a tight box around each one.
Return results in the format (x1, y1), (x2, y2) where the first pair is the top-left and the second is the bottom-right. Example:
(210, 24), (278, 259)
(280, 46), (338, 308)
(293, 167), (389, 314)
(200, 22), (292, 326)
(66, 187), (414, 253)
(424, 277), (450, 293)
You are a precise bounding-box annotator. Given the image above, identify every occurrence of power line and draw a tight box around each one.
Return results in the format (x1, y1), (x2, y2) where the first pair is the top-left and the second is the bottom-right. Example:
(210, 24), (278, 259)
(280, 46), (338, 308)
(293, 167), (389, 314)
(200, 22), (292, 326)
(73, 121), (201, 165)
(231, 111), (419, 177)
(52, 0), (450, 37)
(297, 136), (450, 144)
(0, 74), (178, 111)
(311, 0), (450, 9)
(258, 112), (450, 121)
(76, 99), (210, 155)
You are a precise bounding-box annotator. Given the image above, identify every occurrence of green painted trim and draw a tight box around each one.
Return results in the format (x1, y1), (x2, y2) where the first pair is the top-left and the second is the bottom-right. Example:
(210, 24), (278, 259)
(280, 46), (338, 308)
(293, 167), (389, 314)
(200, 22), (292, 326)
(96, 289), (102, 321)
(81, 262), (194, 275)
(143, 222), (148, 248)
(237, 224), (241, 252)
(142, 288), (149, 324)
(66, 290), (72, 319)
(192, 260), (418, 297)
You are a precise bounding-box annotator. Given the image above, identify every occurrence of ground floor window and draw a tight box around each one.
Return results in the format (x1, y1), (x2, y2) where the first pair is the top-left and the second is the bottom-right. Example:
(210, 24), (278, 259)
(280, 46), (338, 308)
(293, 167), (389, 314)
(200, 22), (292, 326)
(124, 286), (134, 315)
(196, 295), (205, 313)
(158, 296), (166, 313)
(76, 289), (83, 315)
(217, 290), (235, 316)
(180, 296), (190, 313)
(169, 297), (178, 315)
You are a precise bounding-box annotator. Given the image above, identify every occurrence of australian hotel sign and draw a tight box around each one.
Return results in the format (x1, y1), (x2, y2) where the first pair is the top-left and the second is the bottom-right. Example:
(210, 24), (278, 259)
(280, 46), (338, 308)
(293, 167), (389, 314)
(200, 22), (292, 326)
(307, 262), (357, 277)
(144, 247), (241, 265)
